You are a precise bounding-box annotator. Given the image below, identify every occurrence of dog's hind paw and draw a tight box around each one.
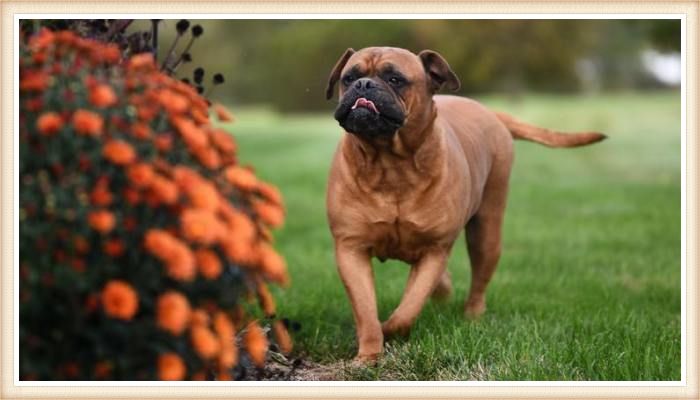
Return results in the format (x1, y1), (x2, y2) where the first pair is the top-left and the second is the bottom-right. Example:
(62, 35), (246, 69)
(431, 270), (453, 301)
(464, 299), (486, 320)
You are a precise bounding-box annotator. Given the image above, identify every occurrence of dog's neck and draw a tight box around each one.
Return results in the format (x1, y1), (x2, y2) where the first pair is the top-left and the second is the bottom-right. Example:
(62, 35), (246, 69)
(342, 101), (444, 191)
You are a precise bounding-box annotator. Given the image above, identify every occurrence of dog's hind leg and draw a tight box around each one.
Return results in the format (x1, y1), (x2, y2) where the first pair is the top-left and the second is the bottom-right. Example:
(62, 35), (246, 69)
(431, 269), (453, 300)
(464, 162), (511, 319)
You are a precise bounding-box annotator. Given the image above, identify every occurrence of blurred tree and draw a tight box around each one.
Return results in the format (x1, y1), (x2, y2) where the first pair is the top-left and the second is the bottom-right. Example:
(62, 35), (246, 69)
(150, 19), (679, 112)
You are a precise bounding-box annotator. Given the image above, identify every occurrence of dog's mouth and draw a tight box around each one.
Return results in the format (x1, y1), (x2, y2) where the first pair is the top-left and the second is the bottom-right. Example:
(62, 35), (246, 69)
(334, 92), (406, 138)
(351, 97), (380, 114)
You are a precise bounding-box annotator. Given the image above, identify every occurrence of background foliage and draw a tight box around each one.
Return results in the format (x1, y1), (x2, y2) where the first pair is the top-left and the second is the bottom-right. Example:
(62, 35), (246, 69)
(140, 19), (680, 111)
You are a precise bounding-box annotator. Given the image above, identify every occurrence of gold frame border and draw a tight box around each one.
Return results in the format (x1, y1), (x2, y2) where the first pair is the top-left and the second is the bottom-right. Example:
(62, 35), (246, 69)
(1, 1), (696, 399)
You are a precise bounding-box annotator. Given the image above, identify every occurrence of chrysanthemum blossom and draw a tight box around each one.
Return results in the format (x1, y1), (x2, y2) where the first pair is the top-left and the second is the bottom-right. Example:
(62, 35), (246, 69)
(156, 291), (192, 336)
(157, 353), (186, 381)
(101, 280), (139, 320)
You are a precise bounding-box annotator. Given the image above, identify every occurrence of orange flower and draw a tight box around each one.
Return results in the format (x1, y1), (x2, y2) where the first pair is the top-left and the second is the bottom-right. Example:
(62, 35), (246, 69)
(272, 320), (293, 355)
(94, 361), (112, 380)
(88, 210), (116, 234)
(29, 27), (56, 50)
(217, 372), (233, 381)
(130, 122), (152, 140)
(214, 312), (238, 369)
(220, 206), (256, 243)
(213, 311), (236, 346)
(213, 103), (235, 122)
(55, 30), (77, 44)
(156, 291), (192, 336)
(191, 326), (221, 360)
(73, 236), (90, 254)
(144, 229), (178, 260)
(89, 84), (117, 108)
(256, 281), (276, 317)
(127, 163), (154, 188)
(224, 166), (257, 190)
(253, 201), (285, 228)
(36, 112), (63, 136)
(144, 229), (196, 280)
(191, 107), (209, 125)
(194, 147), (221, 170)
(181, 208), (222, 245)
(191, 371), (206, 381)
(103, 140), (136, 165)
(72, 109), (104, 136)
(195, 249), (222, 280)
(157, 353), (186, 381)
(137, 105), (159, 122)
(190, 308), (210, 327)
(158, 89), (189, 114)
(154, 134), (173, 152)
(257, 243), (289, 286)
(187, 181), (219, 211)
(60, 362), (80, 379)
(172, 116), (208, 150)
(210, 129), (237, 155)
(256, 182), (283, 206)
(70, 257), (86, 273)
(165, 243), (196, 282)
(220, 237), (257, 266)
(103, 239), (125, 257)
(123, 187), (141, 205)
(90, 184), (113, 207)
(101, 44), (121, 64)
(128, 53), (155, 71)
(218, 346), (238, 370)
(20, 71), (49, 91)
(101, 280), (139, 320)
(243, 321), (268, 367)
(150, 175), (179, 205)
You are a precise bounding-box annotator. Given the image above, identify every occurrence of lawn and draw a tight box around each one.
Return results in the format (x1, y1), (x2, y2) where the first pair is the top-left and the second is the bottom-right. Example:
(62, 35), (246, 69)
(228, 91), (681, 381)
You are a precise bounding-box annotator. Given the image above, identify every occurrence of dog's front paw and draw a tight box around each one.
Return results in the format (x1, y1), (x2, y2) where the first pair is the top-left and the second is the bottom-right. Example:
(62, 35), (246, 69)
(352, 352), (381, 366)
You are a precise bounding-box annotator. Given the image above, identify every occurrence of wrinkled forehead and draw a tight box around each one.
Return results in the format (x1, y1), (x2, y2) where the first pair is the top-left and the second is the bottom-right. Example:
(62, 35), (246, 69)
(344, 47), (423, 77)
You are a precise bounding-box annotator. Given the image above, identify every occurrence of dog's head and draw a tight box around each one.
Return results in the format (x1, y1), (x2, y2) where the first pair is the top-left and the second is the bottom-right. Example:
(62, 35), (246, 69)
(326, 47), (460, 140)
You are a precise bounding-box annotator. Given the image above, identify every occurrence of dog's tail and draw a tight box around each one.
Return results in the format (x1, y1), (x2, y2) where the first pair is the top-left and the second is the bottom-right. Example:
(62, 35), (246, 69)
(495, 111), (606, 148)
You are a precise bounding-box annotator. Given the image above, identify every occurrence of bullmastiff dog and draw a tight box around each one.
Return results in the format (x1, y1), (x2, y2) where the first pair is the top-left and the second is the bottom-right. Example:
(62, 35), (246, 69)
(325, 47), (605, 362)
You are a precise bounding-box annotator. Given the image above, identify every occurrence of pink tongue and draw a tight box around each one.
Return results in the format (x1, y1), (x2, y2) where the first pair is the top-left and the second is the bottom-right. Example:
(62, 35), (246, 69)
(351, 97), (379, 114)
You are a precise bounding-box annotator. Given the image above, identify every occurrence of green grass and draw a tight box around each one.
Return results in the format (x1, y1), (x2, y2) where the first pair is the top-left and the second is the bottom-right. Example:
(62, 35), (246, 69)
(228, 91), (681, 381)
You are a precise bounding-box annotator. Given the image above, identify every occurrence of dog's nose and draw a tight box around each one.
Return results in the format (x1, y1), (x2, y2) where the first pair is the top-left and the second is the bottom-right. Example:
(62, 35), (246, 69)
(354, 78), (375, 91)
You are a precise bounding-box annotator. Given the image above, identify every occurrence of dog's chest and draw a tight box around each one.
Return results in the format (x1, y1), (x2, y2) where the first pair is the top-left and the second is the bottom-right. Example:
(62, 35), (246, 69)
(363, 193), (460, 264)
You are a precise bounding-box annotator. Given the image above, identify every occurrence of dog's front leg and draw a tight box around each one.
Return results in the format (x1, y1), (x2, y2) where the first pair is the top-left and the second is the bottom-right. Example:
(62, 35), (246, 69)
(335, 242), (383, 361)
(382, 251), (448, 337)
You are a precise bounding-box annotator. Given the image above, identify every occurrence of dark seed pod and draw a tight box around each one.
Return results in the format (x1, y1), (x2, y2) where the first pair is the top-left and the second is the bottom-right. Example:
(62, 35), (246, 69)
(193, 68), (205, 84)
(192, 25), (204, 37)
(182, 53), (192, 63)
(213, 73), (224, 85)
(176, 19), (190, 34)
(196, 85), (204, 94)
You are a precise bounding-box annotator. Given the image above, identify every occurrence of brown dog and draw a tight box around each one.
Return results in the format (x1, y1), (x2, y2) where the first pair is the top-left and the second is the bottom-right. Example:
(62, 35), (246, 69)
(325, 47), (605, 362)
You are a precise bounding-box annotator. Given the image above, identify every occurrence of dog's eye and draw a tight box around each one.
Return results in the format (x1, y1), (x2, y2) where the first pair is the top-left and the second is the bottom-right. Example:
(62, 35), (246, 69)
(388, 76), (404, 86)
(342, 75), (355, 85)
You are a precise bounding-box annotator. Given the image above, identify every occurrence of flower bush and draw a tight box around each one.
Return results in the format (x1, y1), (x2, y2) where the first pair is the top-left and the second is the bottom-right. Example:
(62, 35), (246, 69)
(19, 29), (291, 380)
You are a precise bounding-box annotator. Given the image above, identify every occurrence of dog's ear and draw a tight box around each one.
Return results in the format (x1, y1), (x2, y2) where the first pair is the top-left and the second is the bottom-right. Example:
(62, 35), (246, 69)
(418, 50), (461, 93)
(326, 48), (355, 100)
